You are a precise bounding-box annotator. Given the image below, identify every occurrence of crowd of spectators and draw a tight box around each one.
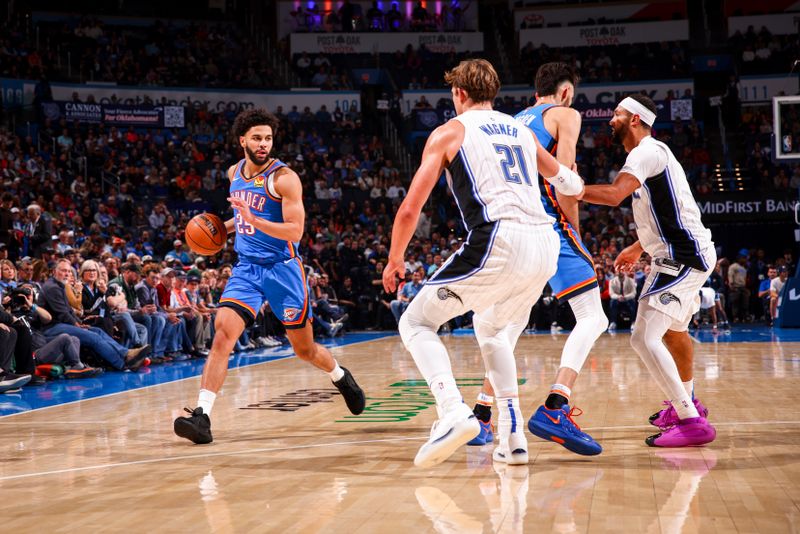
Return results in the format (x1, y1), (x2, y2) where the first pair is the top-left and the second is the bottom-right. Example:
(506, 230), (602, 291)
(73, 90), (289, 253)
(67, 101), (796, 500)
(729, 25), (800, 76)
(518, 41), (691, 83)
(2, 16), (281, 88)
(291, 44), (475, 91)
(289, 1), (475, 33)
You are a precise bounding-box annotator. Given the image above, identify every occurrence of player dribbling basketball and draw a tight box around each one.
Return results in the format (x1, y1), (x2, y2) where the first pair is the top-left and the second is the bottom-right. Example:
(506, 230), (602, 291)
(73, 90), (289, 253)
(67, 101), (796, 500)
(174, 109), (365, 444)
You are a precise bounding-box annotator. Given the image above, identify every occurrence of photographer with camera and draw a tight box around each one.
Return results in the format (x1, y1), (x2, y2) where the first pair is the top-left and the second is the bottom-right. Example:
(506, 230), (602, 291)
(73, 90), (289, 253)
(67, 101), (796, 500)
(0, 287), (44, 391)
(7, 283), (99, 379)
(0, 286), (32, 392)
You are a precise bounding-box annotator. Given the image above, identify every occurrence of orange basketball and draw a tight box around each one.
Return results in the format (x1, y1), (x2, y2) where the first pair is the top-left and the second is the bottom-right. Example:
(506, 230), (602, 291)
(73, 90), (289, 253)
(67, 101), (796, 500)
(185, 213), (227, 255)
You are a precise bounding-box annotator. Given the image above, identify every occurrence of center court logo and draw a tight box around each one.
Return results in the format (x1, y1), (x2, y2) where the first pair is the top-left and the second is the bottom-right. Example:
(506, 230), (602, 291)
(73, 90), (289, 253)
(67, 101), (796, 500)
(240, 388), (341, 412)
(336, 378), (526, 423)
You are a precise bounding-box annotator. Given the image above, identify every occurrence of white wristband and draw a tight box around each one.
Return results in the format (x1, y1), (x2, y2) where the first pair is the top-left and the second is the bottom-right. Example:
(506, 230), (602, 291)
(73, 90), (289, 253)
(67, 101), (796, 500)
(546, 164), (584, 196)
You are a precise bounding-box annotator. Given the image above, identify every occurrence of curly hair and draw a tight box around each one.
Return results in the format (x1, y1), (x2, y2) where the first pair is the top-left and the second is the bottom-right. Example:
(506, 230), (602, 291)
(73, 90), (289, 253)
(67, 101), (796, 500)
(232, 108), (280, 138)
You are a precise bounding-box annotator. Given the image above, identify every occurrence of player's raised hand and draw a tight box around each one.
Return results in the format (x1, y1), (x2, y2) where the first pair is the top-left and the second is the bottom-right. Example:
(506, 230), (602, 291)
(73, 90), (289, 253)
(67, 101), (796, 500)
(228, 196), (253, 223)
(383, 257), (403, 293)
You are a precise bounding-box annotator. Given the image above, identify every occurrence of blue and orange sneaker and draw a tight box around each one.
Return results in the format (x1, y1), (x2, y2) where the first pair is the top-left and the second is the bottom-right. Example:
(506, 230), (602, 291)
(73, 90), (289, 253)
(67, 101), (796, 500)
(467, 419), (494, 446)
(527, 404), (602, 456)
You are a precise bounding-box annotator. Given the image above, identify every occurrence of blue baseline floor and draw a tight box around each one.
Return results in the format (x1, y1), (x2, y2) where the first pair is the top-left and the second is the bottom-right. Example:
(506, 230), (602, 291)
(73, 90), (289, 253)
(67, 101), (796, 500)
(0, 332), (395, 417)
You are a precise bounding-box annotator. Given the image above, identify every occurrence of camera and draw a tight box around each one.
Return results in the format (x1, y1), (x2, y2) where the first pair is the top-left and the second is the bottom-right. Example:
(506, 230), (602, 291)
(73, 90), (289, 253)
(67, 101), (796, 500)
(8, 287), (32, 309)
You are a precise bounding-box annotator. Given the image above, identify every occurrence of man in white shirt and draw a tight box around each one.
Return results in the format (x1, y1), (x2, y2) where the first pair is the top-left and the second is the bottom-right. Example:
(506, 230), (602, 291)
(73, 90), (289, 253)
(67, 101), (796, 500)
(770, 266), (789, 323)
(580, 93), (716, 448)
(608, 271), (637, 331)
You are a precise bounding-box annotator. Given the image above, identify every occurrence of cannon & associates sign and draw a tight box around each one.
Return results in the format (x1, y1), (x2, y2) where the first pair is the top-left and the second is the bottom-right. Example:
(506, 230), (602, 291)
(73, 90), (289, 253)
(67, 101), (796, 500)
(41, 101), (186, 128)
(697, 193), (798, 223)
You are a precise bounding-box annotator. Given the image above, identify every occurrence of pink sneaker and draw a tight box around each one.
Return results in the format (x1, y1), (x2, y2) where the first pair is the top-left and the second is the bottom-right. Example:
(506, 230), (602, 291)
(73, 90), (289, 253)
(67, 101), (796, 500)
(649, 398), (708, 429)
(646, 417), (716, 447)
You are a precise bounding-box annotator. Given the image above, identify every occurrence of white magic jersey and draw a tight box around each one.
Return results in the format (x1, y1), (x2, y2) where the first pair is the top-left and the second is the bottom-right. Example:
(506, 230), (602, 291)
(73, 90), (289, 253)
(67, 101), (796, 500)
(448, 109), (555, 231)
(621, 136), (713, 271)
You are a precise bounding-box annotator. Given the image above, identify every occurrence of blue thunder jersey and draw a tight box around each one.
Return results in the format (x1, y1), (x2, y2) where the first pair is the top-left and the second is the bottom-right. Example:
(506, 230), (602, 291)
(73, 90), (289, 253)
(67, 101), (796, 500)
(515, 103), (560, 217)
(515, 103), (598, 300)
(229, 158), (299, 263)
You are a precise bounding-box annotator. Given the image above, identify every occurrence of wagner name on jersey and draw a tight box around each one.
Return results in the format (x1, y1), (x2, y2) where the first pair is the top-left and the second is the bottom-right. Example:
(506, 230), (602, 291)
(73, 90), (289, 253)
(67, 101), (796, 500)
(446, 109), (555, 231)
(620, 136), (713, 271)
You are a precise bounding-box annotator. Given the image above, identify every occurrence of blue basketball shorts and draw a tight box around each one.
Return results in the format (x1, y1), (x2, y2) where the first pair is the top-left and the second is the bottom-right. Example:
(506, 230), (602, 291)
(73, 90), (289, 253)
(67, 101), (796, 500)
(548, 223), (598, 301)
(219, 258), (312, 329)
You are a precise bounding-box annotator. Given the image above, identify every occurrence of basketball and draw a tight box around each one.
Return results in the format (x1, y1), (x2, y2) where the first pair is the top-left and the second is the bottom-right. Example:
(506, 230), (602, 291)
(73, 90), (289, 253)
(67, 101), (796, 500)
(185, 213), (227, 255)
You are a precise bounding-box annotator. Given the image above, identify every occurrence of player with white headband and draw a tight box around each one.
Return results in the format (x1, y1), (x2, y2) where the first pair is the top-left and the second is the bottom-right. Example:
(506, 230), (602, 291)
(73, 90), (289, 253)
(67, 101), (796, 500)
(577, 93), (716, 448)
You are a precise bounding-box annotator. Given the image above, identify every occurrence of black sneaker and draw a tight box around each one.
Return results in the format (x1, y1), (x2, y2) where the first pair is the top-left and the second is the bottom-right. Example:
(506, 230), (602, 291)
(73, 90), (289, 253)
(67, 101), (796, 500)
(125, 344), (152, 371)
(332, 367), (365, 415)
(174, 407), (213, 444)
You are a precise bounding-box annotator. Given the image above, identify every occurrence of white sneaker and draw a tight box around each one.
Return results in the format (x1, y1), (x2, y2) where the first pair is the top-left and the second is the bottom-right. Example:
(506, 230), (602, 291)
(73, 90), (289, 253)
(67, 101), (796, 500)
(414, 403), (480, 468)
(608, 322), (616, 332)
(492, 430), (529, 465)
(329, 322), (344, 337)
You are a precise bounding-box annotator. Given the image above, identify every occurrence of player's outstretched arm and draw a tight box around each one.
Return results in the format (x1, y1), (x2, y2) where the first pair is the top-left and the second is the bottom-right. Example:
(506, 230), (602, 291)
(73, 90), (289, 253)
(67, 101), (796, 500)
(383, 121), (460, 293)
(228, 168), (305, 243)
(580, 172), (640, 206)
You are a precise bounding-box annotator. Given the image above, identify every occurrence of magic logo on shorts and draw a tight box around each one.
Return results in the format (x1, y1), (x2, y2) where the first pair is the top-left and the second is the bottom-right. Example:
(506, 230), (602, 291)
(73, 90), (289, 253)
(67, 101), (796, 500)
(436, 287), (463, 304)
(283, 307), (301, 321)
(659, 292), (681, 305)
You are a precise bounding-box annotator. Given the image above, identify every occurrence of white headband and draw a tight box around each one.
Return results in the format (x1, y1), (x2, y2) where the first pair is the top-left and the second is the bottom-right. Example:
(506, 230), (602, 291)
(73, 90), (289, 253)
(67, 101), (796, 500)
(619, 97), (656, 126)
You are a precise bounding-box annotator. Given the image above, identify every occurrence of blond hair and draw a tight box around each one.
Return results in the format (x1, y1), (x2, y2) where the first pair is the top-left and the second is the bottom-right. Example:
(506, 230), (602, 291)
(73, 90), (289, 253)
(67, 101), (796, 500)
(0, 259), (16, 280)
(444, 59), (500, 103)
(79, 259), (100, 278)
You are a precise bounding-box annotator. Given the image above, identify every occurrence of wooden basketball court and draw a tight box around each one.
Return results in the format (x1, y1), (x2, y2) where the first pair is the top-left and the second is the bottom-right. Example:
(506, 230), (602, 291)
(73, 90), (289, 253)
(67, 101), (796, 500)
(1, 329), (799, 533)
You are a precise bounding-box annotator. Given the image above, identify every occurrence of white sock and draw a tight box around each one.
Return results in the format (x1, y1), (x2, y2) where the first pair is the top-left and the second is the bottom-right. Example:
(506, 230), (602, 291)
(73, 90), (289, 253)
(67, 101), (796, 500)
(329, 361), (345, 382)
(683, 379), (694, 399)
(197, 389), (217, 416)
(428, 372), (462, 414)
(496, 396), (525, 449)
(549, 383), (572, 402)
(477, 392), (494, 406)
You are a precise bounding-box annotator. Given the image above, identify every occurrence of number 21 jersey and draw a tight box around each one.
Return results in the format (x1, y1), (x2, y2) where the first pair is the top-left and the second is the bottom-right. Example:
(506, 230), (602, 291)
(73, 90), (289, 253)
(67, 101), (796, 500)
(447, 109), (555, 231)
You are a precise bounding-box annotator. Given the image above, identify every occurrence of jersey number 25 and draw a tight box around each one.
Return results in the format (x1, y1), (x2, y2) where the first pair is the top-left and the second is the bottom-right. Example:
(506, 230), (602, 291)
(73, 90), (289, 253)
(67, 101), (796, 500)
(235, 214), (255, 235)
